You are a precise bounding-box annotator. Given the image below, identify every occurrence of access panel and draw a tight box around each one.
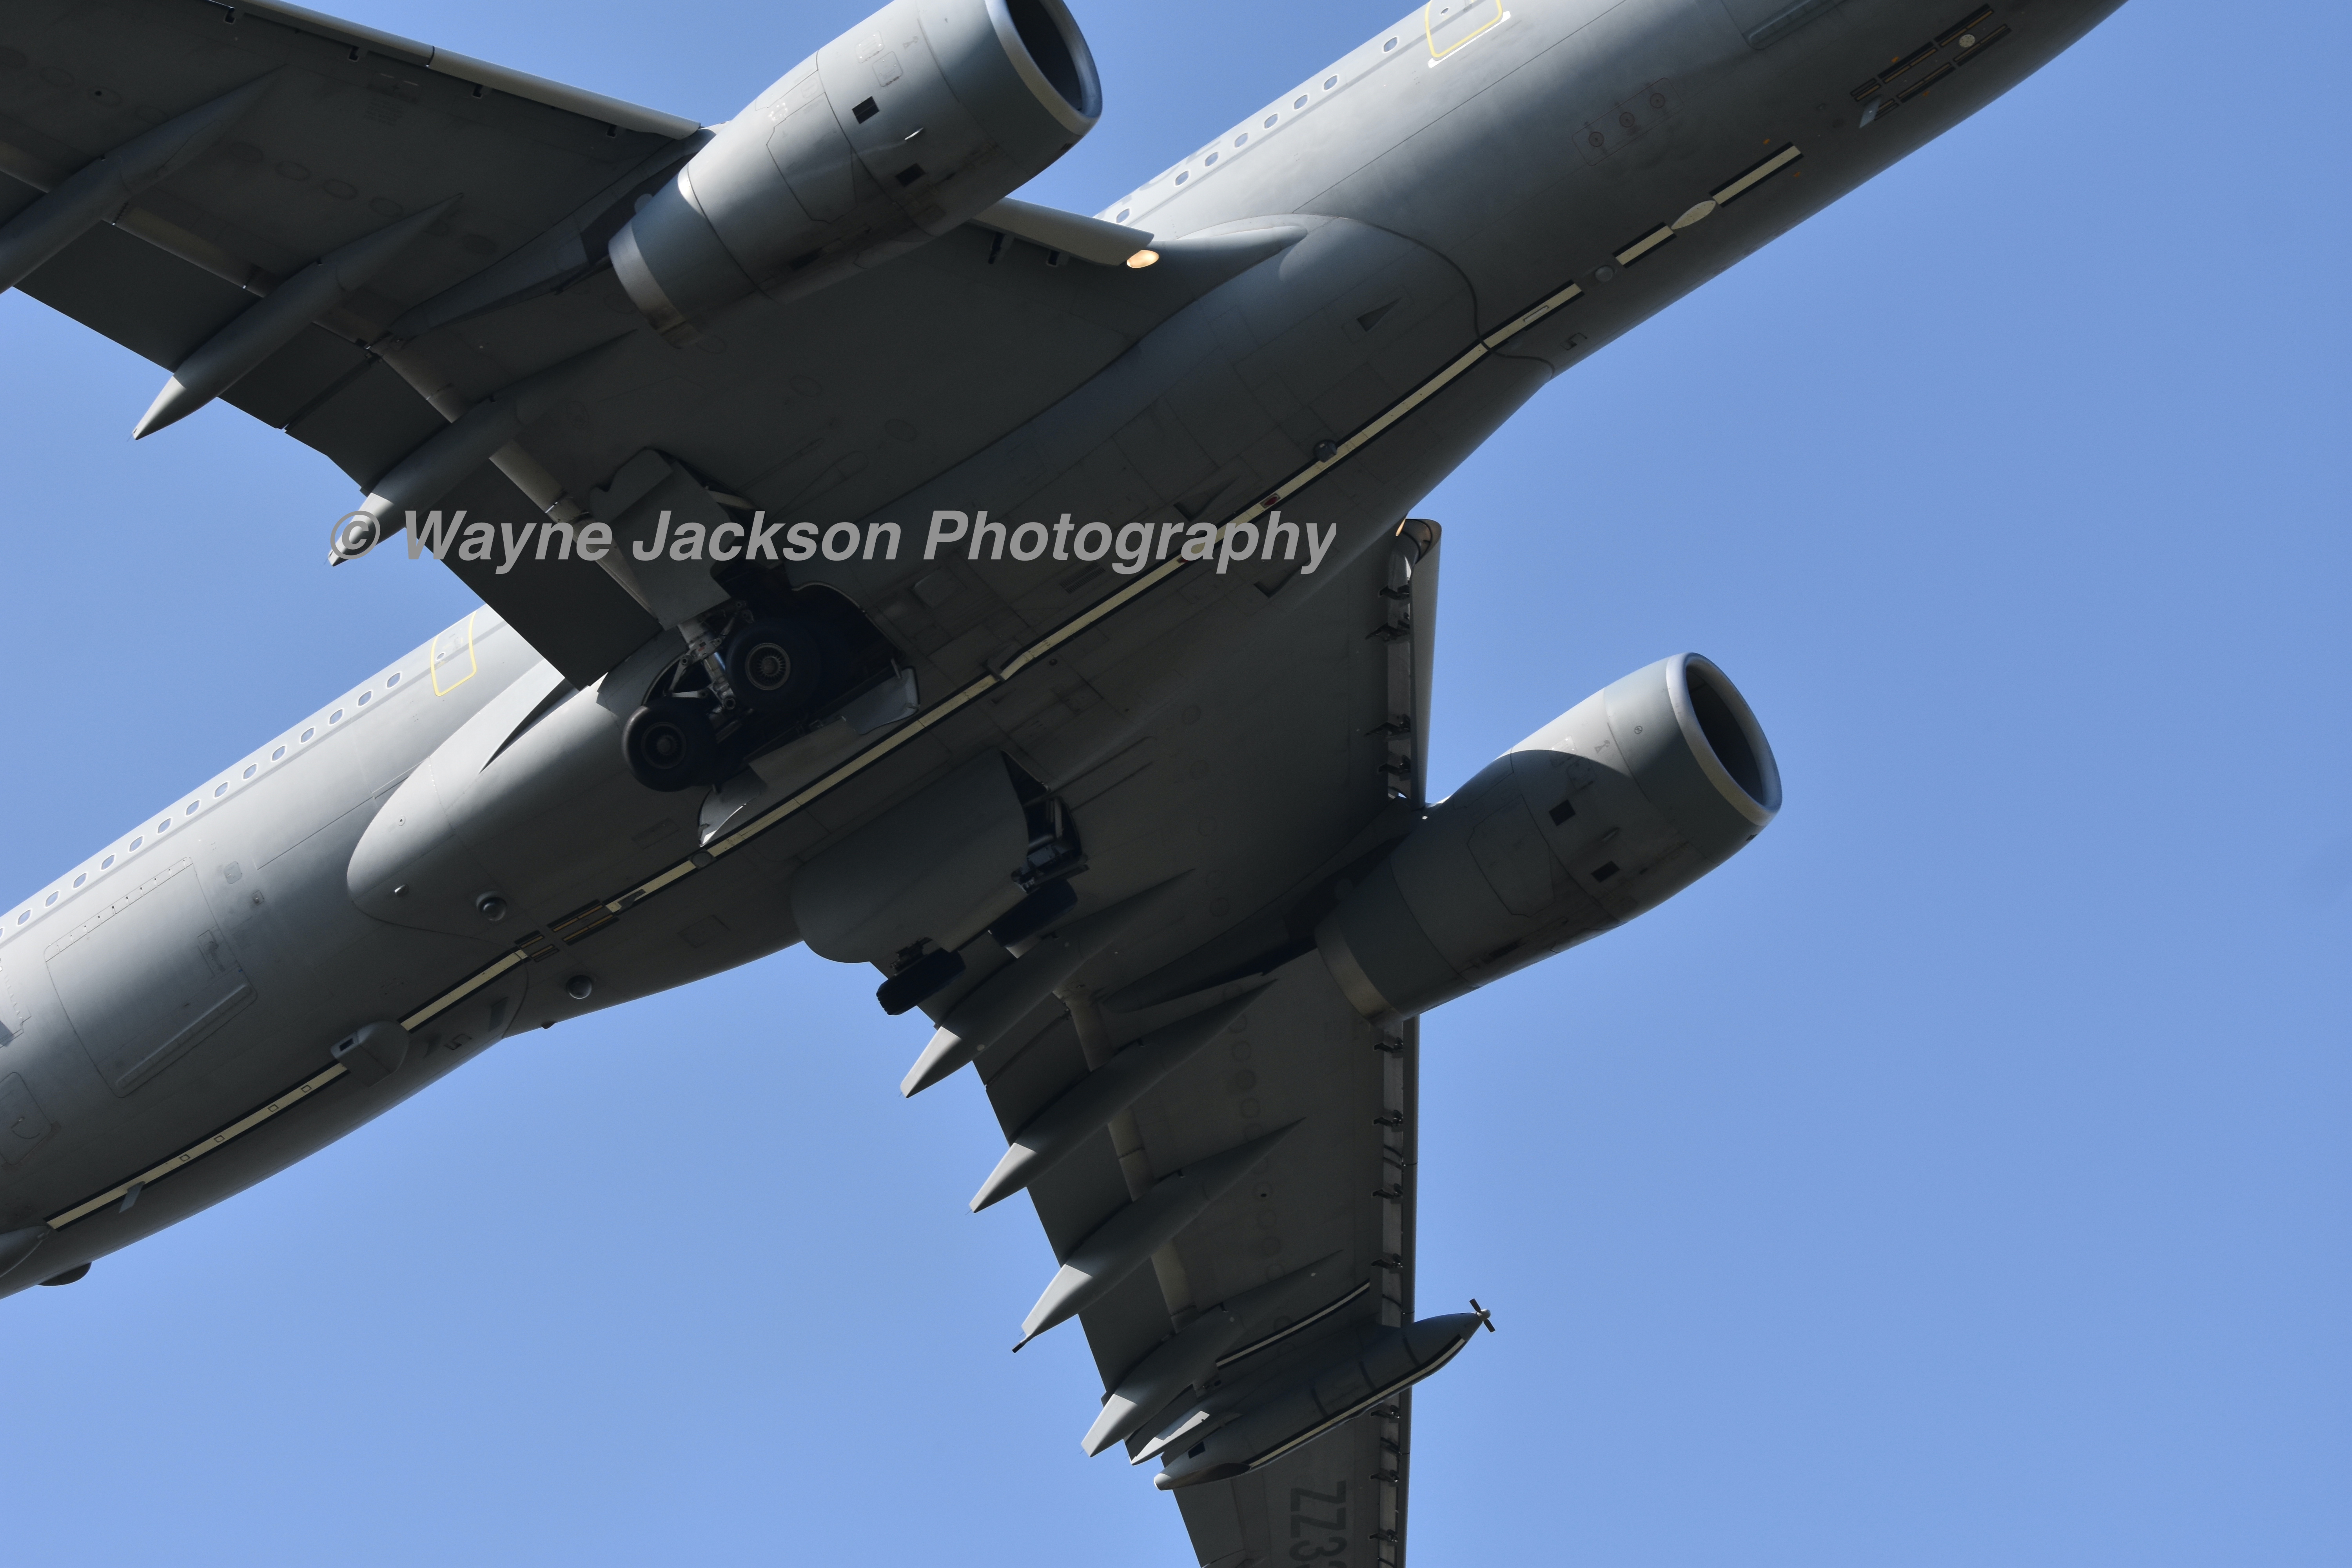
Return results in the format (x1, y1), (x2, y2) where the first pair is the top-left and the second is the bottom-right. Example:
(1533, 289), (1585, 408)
(45, 862), (254, 1096)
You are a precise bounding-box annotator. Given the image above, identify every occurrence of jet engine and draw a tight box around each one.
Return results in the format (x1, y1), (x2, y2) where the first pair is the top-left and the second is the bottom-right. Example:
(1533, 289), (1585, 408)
(1317, 654), (1780, 1020)
(610, 0), (1102, 339)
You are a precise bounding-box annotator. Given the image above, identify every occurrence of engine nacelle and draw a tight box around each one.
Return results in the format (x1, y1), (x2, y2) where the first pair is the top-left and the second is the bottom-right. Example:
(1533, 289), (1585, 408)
(1316, 654), (1781, 1020)
(610, 0), (1101, 340)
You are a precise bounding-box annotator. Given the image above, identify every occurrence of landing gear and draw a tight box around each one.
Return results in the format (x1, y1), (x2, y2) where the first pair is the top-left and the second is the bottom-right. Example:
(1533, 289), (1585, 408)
(724, 617), (825, 714)
(623, 694), (719, 792)
(622, 617), (823, 792)
(619, 583), (901, 795)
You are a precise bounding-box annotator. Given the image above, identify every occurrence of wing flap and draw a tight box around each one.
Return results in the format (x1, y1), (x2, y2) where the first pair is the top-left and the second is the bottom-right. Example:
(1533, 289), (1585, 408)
(13, 219), (246, 369)
(282, 353), (445, 489)
(219, 321), (372, 430)
(1181, 1405), (1409, 1568)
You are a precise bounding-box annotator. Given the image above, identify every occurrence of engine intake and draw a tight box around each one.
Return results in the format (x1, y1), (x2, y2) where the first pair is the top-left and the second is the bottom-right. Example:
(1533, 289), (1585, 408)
(610, 0), (1101, 339)
(1317, 654), (1780, 1019)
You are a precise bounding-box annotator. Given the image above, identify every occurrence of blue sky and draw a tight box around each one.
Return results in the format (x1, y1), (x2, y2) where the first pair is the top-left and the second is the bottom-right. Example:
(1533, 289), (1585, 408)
(1, 1), (2345, 1563)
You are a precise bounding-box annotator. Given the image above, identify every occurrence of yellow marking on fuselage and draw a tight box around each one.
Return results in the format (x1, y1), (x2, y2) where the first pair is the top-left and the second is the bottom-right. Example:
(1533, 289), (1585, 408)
(1426, 0), (1506, 60)
(432, 611), (478, 695)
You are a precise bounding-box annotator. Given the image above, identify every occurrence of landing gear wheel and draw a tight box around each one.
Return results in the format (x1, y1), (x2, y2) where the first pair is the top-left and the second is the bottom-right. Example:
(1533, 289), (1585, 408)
(724, 617), (824, 715)
(623, 695), (720, 791)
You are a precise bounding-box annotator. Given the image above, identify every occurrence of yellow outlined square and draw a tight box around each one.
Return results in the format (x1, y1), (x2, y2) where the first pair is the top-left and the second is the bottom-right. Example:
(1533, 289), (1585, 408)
(1426, 0), (1506, 60)
(432, 612), (478, 695)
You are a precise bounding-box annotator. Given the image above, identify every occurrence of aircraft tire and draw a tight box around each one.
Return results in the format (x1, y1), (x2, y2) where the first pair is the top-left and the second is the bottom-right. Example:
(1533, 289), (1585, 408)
(624, 695), (720, 791)
(724, 617), (825, 715)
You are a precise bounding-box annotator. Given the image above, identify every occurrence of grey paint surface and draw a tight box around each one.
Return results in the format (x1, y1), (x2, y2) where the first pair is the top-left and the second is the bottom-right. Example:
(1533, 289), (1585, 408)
(0, 0), (2127, 1561)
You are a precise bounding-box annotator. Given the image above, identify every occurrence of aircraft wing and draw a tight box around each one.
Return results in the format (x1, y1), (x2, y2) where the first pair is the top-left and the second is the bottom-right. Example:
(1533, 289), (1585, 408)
(5, 5), (1495, 1556)
(0, 0), (698, 675)
(892, 507), (1453, 1564)
(986, 974), (1426, 1567)
(0, 0), (1295, 685)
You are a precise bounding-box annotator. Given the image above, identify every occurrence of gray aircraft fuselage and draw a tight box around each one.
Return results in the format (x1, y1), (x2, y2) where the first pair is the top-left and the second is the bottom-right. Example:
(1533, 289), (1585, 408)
(0, 0), (2122, 1296)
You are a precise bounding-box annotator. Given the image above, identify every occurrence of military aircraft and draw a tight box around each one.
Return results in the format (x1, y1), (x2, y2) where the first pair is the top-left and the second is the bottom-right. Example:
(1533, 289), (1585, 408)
(0, 0), (2123, 1559)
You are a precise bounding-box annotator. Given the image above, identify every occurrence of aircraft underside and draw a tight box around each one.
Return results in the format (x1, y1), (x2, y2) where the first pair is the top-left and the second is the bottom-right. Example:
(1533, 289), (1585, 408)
(0, 0), (2126, 1559)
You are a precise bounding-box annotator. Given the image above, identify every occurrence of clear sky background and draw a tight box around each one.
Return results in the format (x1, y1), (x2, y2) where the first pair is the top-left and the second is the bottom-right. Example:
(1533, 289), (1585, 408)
(1, 1), (2344, 1563)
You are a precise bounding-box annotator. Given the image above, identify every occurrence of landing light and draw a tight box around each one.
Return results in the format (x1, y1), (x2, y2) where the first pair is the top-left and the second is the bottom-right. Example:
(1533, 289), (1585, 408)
(1126, 249), (1160, 269)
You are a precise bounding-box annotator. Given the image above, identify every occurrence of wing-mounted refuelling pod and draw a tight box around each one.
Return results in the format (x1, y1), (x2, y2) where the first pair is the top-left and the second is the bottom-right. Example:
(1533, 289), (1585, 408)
(1152, 1305), (1495, 1490)
(608, 0), (1102, 341)
(1316, 654), (1780, 1020)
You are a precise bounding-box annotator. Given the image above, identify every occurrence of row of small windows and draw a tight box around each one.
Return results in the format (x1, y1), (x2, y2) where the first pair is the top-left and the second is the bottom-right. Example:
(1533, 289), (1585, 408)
(9, 668), (408, 931)
(1119, 67), (1355, 213)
